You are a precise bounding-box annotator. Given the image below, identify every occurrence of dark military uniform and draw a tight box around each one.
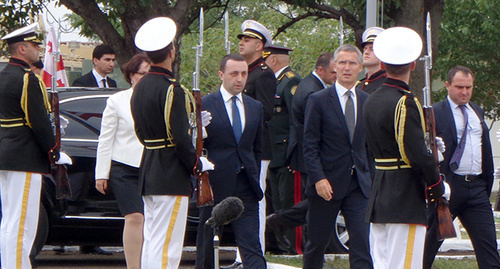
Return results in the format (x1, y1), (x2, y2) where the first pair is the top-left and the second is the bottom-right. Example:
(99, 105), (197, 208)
(0, 58), (58, 172)
(267, 66), (301, 211)
(363, 77), (440, 225)
(355, 69), (387, 94)
(131, 66), (199, 196)
(0, 57), (58, 268)
(244, 57), (276, 160)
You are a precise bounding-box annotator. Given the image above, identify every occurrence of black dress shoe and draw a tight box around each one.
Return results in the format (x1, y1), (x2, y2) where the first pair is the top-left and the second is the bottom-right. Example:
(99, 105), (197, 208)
(80, 246), (113, 255)
(266, 213), (291, 251)
(220, 261), (243, 269)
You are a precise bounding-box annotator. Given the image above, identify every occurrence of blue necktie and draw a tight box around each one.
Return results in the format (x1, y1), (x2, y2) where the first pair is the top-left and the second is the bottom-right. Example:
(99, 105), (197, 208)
(232, 96), (242, 143)
(449, 105), (468, 171)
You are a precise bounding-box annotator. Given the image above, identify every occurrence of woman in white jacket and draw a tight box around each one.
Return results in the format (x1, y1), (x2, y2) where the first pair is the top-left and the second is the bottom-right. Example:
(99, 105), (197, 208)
(95, 53), (150, 269)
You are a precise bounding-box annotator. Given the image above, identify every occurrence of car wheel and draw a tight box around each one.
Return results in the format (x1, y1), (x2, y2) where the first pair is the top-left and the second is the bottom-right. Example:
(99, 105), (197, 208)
(30, 203), (49, 262)
(326, 211), (349, 254)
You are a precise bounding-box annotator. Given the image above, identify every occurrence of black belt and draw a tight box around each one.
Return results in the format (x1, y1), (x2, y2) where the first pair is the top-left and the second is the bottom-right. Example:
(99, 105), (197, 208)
(453, 173), (481, 182)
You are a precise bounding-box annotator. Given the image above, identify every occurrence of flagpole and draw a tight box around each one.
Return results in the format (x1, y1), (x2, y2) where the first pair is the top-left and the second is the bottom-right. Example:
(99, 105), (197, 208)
(51, 25), (60, 90)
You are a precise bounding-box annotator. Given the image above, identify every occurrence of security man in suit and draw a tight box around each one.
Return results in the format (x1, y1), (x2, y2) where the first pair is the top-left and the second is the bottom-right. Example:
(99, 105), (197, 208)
(0, 23), (70, 268)
(364, 27), (444, 268)
(356, 27), (386, 94)
(303, 44), (372, 269)
(196, 53), (265, 269)
(72, 44), (117, 87)
(226, 19), (276, 269)
(131, 17), (213, 268)
(263, 44), (302, 253)
(423, 66), (500, 269)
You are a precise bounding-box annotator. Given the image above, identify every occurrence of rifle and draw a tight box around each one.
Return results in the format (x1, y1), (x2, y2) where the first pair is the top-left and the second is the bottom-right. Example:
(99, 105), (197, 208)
(50, 89), (71, 199)
(192, 8), (214, 207)
(224, 11), (230, 55)
(422, 12), (456, 240)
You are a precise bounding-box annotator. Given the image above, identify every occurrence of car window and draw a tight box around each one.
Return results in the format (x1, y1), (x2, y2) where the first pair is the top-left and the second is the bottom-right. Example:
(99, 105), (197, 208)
(60, 95), (111, 140)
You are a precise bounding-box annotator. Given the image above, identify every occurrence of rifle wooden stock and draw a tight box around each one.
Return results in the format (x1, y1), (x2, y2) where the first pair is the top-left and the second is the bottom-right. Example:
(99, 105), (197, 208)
(50, 91), (71, 199)
(424, 107), (456, 240)
(193, 90), (214, 207)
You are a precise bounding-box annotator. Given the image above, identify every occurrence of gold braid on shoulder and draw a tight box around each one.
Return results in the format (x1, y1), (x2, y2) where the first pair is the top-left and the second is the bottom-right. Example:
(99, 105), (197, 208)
(164, 83), (196, 146)
(20, 72), (51, 128)
(394, 95), (427, 166)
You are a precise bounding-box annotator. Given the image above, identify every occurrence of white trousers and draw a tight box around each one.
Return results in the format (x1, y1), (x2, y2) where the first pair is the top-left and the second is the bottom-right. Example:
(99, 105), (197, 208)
(235, 159), (269, 263)
(370, 223), (426, 269)
(0, 171), (42, 269)
(141, 195), (188, 269)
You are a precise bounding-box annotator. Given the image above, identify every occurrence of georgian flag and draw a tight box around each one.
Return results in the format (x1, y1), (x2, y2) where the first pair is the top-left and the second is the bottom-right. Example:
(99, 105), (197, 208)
(42, 27), (69, 87)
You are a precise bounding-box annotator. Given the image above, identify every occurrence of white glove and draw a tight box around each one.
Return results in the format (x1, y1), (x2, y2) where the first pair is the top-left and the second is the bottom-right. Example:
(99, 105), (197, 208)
(496, 129), (500, 142)
(60, 115), (69, 129)
(442, 181), (451, 201)
(435, 136), (445, 153)
(201, 111), (212, 128)
(56, 152), (72, 165)
(199, 156), (214, 172)
(437, 150), (444, 163)
(494, 166), (500, 180)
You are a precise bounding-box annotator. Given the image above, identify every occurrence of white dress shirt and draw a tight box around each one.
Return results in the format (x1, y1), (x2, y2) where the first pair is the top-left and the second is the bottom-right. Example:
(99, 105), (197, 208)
(92, 69), (109, 88)
(95, 88), (144, 180)
(447, 96), (482, 175)
(312, 71), (328, 89)
(335, 81), (358, 124)
(220, 85), (246, 132)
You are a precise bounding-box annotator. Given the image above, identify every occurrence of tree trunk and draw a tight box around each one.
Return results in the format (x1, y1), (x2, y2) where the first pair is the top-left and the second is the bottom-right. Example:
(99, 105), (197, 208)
(392, 0), (444, 100)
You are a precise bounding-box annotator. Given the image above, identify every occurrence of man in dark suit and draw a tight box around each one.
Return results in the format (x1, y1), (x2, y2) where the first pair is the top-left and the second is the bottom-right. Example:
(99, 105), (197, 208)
(265, 52), (336, 255)
(225, 19), (275, 269)
(68, 42), (118, 256)
(424, 66), (500, 269)
(72, 44), (117, 87)
(195, 54), (265, 269)
(302, 44), (372, 269)
(288, 52), (336, 179)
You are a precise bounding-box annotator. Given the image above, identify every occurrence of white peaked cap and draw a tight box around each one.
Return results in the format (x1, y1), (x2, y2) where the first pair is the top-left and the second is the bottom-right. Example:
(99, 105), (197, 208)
(135, 17), (177, 51)
(238, 20), (272, 47)
(2, 23), (42, 44)
(373, 27), (423, 65)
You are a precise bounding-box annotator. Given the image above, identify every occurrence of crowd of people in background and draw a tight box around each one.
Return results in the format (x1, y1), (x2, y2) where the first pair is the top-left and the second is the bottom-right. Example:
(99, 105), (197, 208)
(1, 14), (500, 269)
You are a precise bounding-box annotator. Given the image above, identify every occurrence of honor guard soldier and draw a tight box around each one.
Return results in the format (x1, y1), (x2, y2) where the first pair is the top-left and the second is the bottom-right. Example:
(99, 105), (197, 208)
(363, 27), (445, 268)
(356, 27), (386, 94)
(263, 44), (302, 253)
(0, 23), (70, 268)
(131, 17), (213, 268)
(225, 19), (276, 269)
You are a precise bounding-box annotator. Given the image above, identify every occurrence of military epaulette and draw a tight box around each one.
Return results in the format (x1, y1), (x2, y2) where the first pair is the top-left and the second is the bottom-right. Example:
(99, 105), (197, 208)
(285, 71), (296, 78)
(291, 85), (298, 95)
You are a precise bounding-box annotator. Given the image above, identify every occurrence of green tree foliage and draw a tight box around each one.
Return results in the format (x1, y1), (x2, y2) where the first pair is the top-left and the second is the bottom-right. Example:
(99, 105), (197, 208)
(435, 0), (500, 120)
(179, 0), (347, 94)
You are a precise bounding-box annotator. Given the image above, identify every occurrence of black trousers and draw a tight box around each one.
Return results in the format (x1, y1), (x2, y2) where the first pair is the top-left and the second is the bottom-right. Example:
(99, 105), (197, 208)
(424, 174), (500, 269)
(195, 172), (266, 269)
(303, 175), (372, 269)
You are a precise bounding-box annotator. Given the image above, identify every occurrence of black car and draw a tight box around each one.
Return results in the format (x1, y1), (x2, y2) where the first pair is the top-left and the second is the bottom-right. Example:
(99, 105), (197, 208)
(30, 87), (213, 258)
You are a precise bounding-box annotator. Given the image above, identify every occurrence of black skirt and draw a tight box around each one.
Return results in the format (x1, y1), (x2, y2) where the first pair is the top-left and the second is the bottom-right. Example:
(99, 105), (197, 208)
(109, 161), (144, 216)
